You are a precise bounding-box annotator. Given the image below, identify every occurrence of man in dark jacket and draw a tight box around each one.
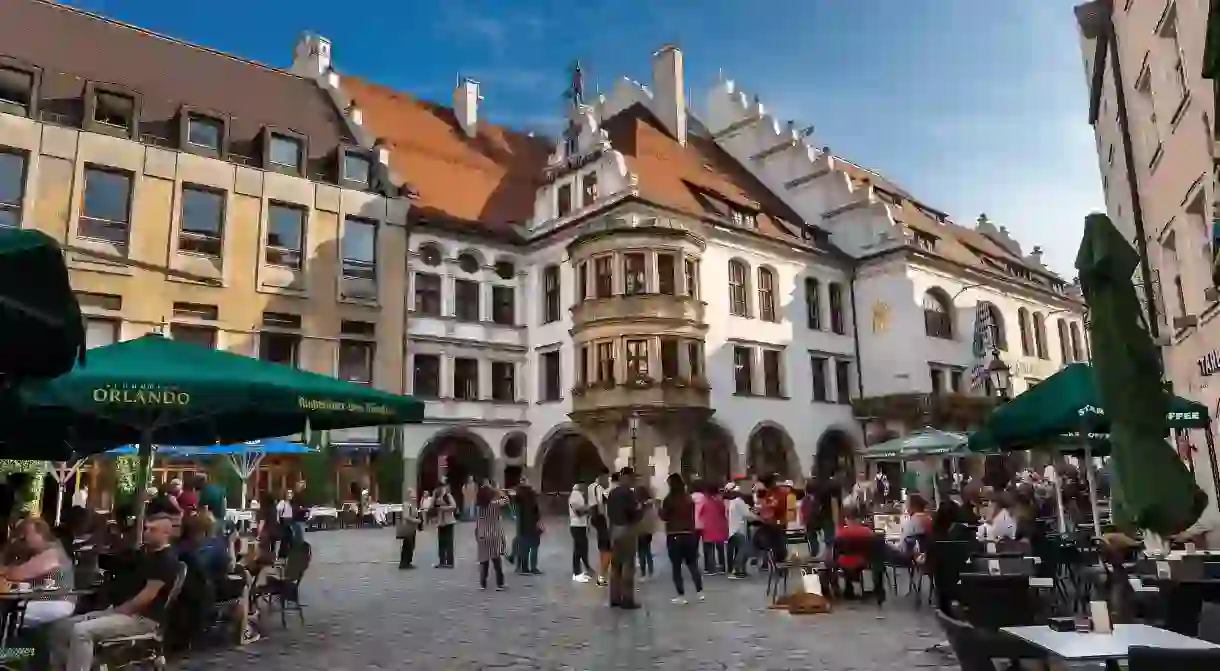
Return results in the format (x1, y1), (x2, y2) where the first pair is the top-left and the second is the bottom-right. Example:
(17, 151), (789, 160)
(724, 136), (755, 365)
(606, 467), (641, 609)
(514, 479), (543, 575)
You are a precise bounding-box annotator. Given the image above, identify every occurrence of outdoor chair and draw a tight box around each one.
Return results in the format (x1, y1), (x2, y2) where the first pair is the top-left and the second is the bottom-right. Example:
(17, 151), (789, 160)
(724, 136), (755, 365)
(934, 610), (998, 671)
(94, 560), (188, 671)
(831, 533), (886, 606)
(1196, 602), (1220, 644)
(261, 541), (311, 627)
(1127, 646), (1220, 670)
(957, 573), (1041, 629)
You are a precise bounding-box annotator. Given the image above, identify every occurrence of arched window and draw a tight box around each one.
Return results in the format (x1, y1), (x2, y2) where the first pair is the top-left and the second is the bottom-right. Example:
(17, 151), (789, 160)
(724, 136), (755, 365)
(1070, 322), (1084, 361)
(757, 267), (776, 322)
(982, 303), (1006, 351)
(1057, 319), (1071, 362)
(1032, 312), (1048, 359)
(728, 260), (749, 317)
(418, 243), (442, 267)
(804, 277), (821, 330)
(1018, 307), (1032, 356)
(922, 289), (953, 339)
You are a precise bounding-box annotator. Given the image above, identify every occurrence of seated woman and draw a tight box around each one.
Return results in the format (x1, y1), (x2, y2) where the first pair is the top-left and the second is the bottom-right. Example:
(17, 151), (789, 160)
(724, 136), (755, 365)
(2, 517), (76, 627)
(887, 494), (932, 556)
(977, 491), (1018, 542)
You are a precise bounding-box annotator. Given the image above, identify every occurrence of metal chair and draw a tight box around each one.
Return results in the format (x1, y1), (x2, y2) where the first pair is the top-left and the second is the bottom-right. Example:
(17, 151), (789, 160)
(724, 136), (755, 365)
(94, 561), (188, 671)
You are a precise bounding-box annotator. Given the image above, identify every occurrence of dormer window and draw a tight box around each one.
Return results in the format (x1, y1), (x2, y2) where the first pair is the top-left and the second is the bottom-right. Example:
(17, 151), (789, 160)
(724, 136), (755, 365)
(913, 231), (937, 251)
(270, 135), (301, 168)
(0, 65), (35, 117)
(94, 91), (134, 130)
(731, 208), (756, 228)
(557, 183), (573, 218)
(186, 115), (223, 151)
(581, 172), (598, 208)
(341, 149), (372, 189)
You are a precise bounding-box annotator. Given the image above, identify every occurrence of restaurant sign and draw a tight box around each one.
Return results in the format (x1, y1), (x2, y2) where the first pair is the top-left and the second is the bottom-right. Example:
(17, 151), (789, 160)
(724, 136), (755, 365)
(297, 397), (395, 415)
(92, 384), (190, 406)
(1197, 349), (1220, 377)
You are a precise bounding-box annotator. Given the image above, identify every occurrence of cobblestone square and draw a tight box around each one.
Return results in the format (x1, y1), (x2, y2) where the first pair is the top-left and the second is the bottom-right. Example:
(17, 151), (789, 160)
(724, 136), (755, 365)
(184, 527), (956, 670)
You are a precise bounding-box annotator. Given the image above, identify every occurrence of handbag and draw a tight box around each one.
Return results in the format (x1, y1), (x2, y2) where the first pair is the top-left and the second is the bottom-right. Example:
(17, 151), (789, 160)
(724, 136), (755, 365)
(396, 508), (419, 539)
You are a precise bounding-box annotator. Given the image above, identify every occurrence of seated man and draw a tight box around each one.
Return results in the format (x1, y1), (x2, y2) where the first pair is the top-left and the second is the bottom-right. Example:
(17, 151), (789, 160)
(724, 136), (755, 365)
(48, 513), (180, 671)
(834, 506), (879, 599)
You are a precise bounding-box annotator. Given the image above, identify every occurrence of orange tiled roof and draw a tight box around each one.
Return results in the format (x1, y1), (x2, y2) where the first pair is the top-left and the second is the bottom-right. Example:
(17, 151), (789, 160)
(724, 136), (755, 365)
(340, 77), (551, 231)
(600, 104), (811, 246)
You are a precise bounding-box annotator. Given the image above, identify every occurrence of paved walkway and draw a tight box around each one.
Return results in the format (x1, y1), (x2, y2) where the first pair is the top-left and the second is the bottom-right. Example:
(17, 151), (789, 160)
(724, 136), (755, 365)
(183, 525), (956, 670)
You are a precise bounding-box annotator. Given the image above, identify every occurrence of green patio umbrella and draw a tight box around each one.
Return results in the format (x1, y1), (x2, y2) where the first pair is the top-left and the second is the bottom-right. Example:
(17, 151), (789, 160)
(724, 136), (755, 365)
(1204, 0), (1220, 80)
(966, 363), (1208, 453)
(16, 334), (424, 535)
(861, 427), (969, 460)
(1077, 213), (1205, 536)
(0, 228), (85, 382)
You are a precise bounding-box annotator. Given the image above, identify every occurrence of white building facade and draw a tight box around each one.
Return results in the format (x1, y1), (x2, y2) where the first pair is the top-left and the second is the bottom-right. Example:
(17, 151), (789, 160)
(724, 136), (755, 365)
(290, 37), (1087, 496)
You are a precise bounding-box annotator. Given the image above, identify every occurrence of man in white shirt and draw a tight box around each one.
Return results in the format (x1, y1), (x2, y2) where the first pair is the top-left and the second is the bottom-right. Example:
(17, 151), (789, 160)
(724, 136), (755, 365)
(569, 484), (595, 583)
(1169, 503), (1220, 549)
(725, 489), (757, 578)
(71, 485), (88, 509)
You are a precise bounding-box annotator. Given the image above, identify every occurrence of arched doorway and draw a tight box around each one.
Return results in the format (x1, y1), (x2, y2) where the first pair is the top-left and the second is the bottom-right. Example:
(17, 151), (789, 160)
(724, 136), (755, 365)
(681, 421), (736, 486)
(418, 430), (494, 508)
(747, 423), (797, 479)
(537, 427), (605, 496)
(502, 433), (526, 489)
(815, 428), (856, 485)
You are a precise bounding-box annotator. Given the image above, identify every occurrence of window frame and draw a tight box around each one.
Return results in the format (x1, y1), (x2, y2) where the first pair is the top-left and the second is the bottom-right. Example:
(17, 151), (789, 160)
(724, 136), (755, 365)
(177, 184), (226, 258)
(453, 357), (480, 401)
(340, 215), (378, 282)
(732, 345), (754, 395)
(454, 278), (481, 322)
(411, 353), (441, 399)
(0, 58), (40, 118)
(83, 82), (140, 139)
(257, 330), (300, 368)
(828, 282), (846, 334)
(593, 255), (613, 299)
(805, 277), (821, 330)
(761, 348), (783, 397)
(922, 289), (953, 339)
(491, 285), (515, 326)
(78, 165), (135, 246)
(810, 355), (828, 402)
(491, 361), (516, 402)
(338, 145), (374, 191)
(337, 339), (374, 384)
(757, 267), (777, 322)
(623, 252), (647, 296)
(413, 272), (442, 316)
(542, 264), (561, 323)
(728, 260), (749, 317)
(264, 201), (307, 269)
(177, 106), (228, 158)
(657, 253), (677, 296)
(0, 149), (28, 229)
(556, 183), (573, 218)
(261, 126), (308, 176)
(541, 350), (562, 401)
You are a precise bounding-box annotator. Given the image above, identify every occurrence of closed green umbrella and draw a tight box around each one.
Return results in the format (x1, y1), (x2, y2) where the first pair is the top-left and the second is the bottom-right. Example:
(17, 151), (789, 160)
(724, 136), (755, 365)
(15, 334), (424, 535)
(0, 228), (85, 382)
(861, 427), (968, 460)
(1076, 213), (1205, 535)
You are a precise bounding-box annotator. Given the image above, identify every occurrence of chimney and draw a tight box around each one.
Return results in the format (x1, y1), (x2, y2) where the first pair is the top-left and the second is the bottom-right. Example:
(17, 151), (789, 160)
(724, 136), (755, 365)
(1027, 246), (1044, 266)
(651, 45), (687, 146)
(453, 77), (481, 138)
(291, 33), (332, 78)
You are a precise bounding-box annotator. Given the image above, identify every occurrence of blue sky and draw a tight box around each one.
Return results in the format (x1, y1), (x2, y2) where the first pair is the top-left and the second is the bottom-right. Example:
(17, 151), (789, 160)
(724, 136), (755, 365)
(68, 0), (1102, 276)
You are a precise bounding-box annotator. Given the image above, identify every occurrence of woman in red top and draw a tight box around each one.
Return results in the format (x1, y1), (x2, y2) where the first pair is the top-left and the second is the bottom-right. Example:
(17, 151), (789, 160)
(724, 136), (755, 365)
(697, 484), (728, 574)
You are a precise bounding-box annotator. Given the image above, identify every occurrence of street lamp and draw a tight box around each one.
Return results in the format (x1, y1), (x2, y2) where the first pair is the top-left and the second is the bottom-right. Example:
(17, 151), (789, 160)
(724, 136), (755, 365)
(986, 353), (1011, 400)
(628, 412), (640, 467)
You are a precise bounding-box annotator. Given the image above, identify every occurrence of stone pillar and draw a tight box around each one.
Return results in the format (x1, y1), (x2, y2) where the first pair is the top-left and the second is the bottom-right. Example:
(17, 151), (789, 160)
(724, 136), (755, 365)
(650, 446), (671, 499)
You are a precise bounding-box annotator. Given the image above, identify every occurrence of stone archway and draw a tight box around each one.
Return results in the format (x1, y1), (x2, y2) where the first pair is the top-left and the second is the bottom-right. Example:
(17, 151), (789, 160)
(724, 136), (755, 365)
(746, 422), (799, 480)
(814, 428), (857, 485)
(418, 429), (495, 508)
(681, 420), (738, 486)
(536, 424), (606, 496)
(501, 432), (527, 489)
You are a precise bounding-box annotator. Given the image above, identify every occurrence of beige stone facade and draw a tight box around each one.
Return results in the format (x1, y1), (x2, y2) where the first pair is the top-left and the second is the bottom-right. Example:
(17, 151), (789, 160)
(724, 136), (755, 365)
(0, 112), (409, 396)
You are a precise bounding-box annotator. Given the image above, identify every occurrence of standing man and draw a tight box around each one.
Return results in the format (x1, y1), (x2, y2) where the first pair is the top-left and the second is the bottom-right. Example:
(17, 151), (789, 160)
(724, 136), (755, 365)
(606, 467), (642, 609)
(587, 469), (611, 587)
(461, 476), (477, 522)
(513, 477), (543, 575)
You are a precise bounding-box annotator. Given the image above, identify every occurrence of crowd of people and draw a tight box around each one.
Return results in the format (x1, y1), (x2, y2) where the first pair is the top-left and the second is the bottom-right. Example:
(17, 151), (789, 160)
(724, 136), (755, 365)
(0, 470), (310, 671)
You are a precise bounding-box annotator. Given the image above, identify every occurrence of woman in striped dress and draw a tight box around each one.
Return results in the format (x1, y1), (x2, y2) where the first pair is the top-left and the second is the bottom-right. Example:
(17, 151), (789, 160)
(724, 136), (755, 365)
(474, 484), (509, 590)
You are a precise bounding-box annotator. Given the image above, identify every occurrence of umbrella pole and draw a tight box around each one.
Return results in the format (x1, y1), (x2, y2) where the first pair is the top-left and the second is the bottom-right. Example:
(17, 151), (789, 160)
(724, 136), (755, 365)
(134, 436), (153, 545)
(1207, 426), (1220, 514)
(1052, 452), (1067, 534)
(1085, 443), (1102, 537)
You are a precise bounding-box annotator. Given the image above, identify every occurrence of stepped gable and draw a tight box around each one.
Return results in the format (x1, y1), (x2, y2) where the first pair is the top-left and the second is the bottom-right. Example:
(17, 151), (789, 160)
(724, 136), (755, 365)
(339, 76), (551, 232)
(601, 104), (824, 250)
(832, 158), (1062, 281)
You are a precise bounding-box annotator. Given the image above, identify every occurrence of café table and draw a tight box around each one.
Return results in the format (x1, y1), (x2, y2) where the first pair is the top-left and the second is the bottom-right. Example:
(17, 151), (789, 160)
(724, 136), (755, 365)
(1003, 623), (1220, 670)
(0, 587), (96, 646)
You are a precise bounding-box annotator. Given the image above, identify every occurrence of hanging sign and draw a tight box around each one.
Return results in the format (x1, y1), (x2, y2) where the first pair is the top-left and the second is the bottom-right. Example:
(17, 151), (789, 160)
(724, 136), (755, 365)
(1197, 349), (1220, 377)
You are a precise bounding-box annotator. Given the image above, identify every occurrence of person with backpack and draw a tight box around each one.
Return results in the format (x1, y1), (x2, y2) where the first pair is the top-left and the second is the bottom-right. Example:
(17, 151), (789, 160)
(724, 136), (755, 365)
(587, 469), (611, 587)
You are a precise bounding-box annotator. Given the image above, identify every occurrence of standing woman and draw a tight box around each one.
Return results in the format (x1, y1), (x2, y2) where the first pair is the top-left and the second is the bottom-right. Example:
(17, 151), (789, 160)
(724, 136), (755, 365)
(255, 492), (279, 557)
(659, 473), (704, 604)
(635, 485), (657, 580)
(474, 484), (509, 590)
(397, 488), (422, 570)
(699, 485), (728, 575)
(428, 484), (458, 568)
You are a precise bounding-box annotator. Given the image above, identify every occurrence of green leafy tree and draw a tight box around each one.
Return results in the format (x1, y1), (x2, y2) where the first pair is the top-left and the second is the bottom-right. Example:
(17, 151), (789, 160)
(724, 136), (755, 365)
(0, 459), (45, 513)
(300, 429), (335, 506)
(373, 428), (404, 502)
(209, 456), (245, 506)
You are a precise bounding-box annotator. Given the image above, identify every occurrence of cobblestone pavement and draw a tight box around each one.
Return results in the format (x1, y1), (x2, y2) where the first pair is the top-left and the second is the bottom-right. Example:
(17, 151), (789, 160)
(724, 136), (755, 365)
(182, 526), (956, 670)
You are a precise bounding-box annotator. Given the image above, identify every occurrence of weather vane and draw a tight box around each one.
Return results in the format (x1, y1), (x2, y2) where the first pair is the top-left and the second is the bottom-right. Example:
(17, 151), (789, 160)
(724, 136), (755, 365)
(566, 60), (585, 108)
